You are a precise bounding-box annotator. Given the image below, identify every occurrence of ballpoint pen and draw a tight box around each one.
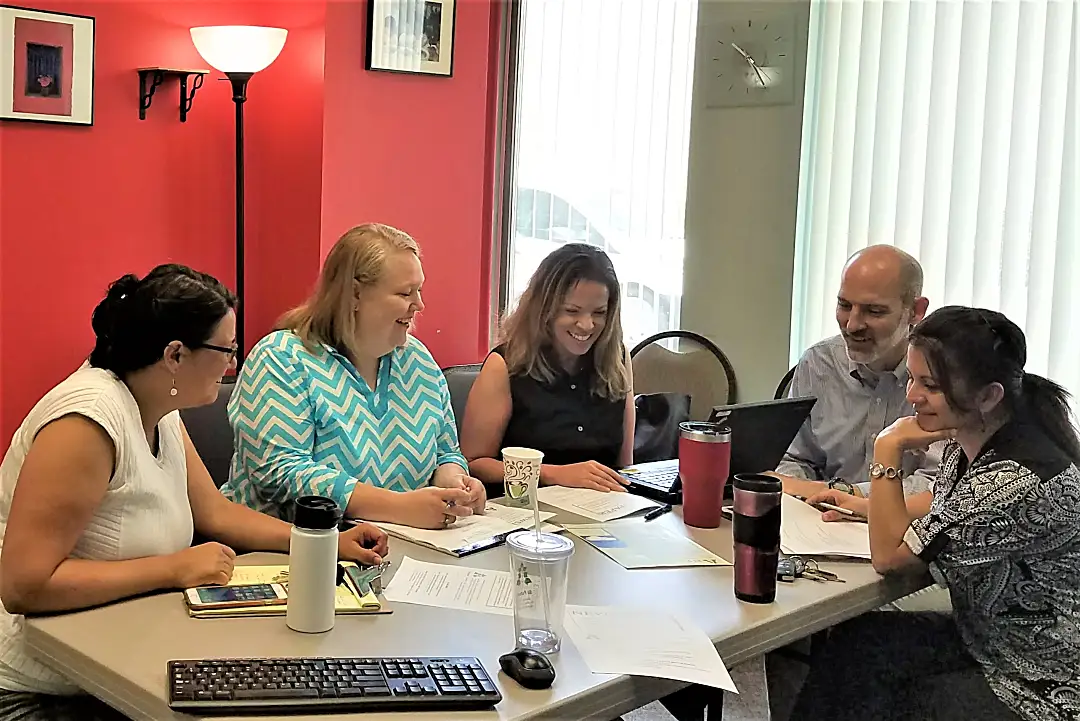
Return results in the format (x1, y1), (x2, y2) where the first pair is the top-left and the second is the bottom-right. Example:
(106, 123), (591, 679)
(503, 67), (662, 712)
(643, 504), (673, 522)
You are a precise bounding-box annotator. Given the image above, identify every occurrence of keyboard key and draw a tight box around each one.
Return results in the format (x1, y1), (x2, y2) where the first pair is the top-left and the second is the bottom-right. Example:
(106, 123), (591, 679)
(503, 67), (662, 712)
(234, 688), (319, 700)
(440, 685), (469, 695)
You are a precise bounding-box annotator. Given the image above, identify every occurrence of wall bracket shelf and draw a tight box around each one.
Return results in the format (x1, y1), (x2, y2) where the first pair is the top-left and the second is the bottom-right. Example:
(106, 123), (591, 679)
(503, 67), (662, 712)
(137, 68), (209, 122)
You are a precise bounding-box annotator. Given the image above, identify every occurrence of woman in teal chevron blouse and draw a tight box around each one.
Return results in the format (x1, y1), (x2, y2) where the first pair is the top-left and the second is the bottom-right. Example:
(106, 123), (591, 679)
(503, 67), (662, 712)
(223, 224), (486, 529)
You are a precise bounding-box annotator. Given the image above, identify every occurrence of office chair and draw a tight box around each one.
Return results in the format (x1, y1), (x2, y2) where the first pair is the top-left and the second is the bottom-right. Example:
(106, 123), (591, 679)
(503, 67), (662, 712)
(442, 363), (483, 436)
(774, 365), (797, 400)
(630, 330), (737, 421)
(179, 379), (236, 488)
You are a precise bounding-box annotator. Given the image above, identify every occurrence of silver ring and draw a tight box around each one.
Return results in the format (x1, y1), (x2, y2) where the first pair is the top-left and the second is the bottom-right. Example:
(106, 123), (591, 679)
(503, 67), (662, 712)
(442, 513), (454, 527)
(445, 500), (455, 510)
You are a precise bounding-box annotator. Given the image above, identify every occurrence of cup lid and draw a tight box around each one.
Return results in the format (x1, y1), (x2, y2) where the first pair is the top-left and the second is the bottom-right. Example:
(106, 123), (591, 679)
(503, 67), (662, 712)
(293, 495), (342, 530)
(506, 530), (574, 561)
(679, 421), (731, 443)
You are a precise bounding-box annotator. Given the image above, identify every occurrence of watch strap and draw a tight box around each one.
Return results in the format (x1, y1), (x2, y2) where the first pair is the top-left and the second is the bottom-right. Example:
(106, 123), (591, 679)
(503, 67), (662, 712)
(868, 461), (904, 481)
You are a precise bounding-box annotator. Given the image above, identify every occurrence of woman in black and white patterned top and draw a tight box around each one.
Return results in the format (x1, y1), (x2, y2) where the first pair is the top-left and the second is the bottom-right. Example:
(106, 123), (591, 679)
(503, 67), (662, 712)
(793, 306), (1080, 721)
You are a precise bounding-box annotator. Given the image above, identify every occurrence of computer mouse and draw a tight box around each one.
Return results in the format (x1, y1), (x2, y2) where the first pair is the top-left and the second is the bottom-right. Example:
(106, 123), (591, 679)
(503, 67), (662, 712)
(498, 648), (556, 690)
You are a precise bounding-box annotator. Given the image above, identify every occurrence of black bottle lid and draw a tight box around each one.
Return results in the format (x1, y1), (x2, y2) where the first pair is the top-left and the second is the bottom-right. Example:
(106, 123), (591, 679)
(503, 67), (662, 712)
(293, 495), (341, 530)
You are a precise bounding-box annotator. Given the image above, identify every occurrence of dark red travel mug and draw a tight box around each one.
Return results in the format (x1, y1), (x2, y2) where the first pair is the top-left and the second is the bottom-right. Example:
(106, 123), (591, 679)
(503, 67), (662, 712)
(732, 473), (782, 603)
(678, 421), (731, 528)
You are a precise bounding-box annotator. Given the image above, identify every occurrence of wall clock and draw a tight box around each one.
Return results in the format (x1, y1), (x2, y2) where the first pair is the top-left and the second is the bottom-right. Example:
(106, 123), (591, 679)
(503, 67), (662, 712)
(701, 13), (796, 108)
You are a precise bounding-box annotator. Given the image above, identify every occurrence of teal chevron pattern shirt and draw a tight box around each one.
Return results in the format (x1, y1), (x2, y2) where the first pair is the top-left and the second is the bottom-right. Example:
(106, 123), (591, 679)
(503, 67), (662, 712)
(222, 330), (468, 519)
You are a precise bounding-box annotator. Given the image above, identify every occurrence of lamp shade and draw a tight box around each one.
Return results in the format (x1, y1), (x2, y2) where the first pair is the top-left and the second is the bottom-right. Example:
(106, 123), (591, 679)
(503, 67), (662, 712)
(190, 26), (288, 74)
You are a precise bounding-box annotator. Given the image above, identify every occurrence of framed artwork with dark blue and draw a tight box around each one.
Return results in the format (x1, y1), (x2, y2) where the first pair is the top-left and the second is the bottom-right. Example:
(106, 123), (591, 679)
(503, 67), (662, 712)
(0, 5), (95, 125)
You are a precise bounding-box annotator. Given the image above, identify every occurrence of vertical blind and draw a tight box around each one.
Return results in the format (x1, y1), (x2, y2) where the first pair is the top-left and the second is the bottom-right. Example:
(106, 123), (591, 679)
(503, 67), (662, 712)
(792, 0), (1078, 403)
(507, 0), (698, 346)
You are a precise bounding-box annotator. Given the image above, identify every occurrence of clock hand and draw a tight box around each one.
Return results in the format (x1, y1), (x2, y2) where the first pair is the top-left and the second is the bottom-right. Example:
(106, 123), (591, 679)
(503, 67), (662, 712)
(730, 42), (751, 61)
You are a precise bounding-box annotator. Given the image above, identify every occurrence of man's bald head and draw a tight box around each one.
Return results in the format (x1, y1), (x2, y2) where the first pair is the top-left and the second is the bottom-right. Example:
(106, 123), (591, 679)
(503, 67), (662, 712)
(843, 245), (924, 309)
(836, 245), (928, 370)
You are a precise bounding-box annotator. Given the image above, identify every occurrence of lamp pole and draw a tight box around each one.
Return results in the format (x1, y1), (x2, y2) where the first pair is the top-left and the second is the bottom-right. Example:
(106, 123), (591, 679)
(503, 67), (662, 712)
(227, 72), (253, 362)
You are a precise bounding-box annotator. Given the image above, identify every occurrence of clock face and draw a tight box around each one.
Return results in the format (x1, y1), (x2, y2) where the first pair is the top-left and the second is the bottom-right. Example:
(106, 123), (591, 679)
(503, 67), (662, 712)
(702, 14), (796, 108)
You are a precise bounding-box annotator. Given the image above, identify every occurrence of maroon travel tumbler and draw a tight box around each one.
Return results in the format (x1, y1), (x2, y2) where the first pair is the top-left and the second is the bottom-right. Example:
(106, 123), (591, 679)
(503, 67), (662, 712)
(679, 421), (731, 528)
(732, 473), (782, 603)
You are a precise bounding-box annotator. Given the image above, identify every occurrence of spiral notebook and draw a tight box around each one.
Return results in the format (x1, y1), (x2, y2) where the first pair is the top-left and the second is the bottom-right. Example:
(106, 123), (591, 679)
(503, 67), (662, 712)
(185, 563), (393, 619)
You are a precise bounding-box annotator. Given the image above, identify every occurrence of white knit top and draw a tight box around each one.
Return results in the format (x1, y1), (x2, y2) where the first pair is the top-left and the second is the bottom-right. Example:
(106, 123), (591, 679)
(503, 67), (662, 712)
(0, 365), (193, 694)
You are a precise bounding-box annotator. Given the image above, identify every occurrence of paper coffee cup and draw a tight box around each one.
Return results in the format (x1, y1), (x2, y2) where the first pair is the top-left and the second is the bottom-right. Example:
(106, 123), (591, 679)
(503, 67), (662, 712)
(502, 447), (544, 507)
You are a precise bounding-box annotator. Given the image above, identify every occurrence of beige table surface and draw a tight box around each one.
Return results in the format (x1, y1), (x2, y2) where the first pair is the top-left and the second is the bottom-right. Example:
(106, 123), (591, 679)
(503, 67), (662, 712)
(25, 507), (928, 721)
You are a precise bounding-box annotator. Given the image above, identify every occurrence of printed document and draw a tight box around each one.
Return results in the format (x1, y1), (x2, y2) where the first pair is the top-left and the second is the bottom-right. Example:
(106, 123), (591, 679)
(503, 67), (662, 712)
(780, 494), (871, 558)
(537, 486), (660, 521)
(564, 605), (737, 692)
(564, 521), (731, 569)
(382, 556), (514, 616)
(375, 503), (558, 556)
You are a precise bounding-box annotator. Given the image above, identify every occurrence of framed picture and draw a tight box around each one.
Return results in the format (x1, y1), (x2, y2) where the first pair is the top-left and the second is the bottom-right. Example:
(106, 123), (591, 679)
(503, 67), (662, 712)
(366, 0), (455, 77)
(0, 5), (94, 125)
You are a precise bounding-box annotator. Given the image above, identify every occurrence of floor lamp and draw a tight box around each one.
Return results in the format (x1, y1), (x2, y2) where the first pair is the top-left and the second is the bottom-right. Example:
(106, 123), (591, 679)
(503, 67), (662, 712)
(191, 25), (288, 361)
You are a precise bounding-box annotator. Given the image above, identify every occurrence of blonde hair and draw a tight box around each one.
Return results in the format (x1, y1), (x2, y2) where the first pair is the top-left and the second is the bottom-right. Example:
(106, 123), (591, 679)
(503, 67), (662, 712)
(278, 223), (419, 361)
(501, 243), (629, 400)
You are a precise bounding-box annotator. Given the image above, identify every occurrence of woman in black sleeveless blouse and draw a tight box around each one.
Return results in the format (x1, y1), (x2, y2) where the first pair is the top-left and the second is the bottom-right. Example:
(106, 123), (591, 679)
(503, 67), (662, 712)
(460, 244), (635, 496)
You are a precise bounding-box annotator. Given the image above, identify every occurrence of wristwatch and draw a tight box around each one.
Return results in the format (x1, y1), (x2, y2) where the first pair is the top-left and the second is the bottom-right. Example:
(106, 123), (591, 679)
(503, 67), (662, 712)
(827, 478), (856, 495)
(868, 462), (904, 481)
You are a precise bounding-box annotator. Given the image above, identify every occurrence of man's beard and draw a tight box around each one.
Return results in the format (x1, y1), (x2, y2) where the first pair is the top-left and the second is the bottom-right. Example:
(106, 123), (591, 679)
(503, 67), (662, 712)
(844, 318), (911, 366)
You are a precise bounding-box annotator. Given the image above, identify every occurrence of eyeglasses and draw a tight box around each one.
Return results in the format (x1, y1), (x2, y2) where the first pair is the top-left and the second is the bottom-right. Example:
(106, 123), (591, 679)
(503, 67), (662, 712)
(197, 343), (238, 362)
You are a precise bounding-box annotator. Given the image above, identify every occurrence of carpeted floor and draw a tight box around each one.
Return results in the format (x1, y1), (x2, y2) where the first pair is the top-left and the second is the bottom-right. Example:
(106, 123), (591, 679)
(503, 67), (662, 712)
(621, 655), (801, 721)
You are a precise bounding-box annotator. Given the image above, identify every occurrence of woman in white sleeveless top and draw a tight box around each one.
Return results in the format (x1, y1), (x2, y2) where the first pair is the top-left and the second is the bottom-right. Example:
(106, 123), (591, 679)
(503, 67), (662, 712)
(0, 265), (389, 720)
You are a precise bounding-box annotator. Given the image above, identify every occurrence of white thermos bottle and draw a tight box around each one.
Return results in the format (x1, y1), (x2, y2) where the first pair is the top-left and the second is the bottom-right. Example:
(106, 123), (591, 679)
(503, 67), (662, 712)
(286, 496), (341, 633)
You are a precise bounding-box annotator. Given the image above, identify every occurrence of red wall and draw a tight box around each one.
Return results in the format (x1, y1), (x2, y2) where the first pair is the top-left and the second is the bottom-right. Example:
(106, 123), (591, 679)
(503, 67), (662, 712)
(320, 0), (500, 366)
(0, 0), (501, 443)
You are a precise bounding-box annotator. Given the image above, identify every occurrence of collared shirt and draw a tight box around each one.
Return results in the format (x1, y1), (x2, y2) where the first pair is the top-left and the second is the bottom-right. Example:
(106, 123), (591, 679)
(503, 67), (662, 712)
(222, 330), (467, 520)
(903, 422), (1080, 721)
(776, 334), (939, 495)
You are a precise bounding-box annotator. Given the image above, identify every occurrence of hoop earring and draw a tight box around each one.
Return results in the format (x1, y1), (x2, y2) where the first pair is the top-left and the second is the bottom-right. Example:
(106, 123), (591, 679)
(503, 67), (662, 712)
(170, 378), (178, 397)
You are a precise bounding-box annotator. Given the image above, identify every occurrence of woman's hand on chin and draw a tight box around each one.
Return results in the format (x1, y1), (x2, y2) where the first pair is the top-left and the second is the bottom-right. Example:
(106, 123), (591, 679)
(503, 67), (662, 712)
(877, 416), (956, 452)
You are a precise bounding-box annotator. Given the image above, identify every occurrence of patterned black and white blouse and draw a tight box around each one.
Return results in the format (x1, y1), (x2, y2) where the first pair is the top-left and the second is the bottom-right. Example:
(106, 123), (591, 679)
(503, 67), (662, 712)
(903, 421), (1080, 721)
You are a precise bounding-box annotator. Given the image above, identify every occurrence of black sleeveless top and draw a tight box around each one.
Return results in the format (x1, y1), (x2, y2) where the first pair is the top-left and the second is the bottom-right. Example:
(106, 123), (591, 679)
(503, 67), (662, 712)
(493, 346), (625, 469)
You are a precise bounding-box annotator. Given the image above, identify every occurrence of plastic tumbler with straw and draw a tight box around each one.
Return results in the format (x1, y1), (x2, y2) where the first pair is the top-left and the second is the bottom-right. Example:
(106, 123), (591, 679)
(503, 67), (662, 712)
(505, 448), (574, 654)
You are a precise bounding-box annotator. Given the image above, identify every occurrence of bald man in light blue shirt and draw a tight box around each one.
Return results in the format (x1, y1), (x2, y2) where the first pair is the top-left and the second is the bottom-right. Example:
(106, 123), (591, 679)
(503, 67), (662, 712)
(776, 246), (942, 499)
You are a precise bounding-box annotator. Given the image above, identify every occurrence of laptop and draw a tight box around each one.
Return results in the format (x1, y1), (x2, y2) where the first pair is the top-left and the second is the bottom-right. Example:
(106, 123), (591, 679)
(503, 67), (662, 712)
(621, 396), (817, 504)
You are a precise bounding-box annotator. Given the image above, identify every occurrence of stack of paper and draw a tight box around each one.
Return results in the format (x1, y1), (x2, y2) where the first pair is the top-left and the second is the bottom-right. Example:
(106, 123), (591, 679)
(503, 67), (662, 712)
(373, 502), (559, 557)
(382, 556), (514, 616)
(564, 521), (731, 569)
(780, 494), (871, 559)
(564, 605), (737, 692)
(536, 486), (660, 521)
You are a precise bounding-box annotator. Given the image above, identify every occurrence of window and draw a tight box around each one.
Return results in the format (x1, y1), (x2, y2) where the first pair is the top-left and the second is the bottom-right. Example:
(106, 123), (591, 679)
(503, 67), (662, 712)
(502, 0), (699, 347)
(793, 1), (1078, 404)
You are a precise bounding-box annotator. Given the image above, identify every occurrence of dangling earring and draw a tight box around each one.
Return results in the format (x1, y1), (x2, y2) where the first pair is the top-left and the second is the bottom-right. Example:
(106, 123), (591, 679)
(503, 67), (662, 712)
(170, 378), (178, 397)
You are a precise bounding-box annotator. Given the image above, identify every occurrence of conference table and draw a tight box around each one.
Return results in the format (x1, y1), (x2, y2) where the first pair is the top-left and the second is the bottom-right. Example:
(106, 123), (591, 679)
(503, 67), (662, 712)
(24, 506), (929, 721)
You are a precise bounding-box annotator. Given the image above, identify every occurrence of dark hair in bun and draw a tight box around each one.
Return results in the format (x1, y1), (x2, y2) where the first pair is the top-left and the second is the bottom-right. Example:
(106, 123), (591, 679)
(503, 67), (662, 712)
(89, 264), (237, 377)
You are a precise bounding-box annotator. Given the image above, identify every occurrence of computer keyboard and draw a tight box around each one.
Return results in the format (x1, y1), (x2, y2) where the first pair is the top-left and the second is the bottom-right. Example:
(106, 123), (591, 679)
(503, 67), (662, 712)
(168, 656), (502, 714)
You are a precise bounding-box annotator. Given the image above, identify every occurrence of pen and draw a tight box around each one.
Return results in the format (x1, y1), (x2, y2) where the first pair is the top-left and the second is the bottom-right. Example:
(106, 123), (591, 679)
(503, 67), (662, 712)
(793, 495), (867, 521)
(643, 504), (673, 522)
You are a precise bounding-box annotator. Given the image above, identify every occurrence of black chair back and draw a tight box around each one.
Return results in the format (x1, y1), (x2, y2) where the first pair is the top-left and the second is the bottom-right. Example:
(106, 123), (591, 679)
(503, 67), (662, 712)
(179, 380), (236, 488)
(442, 364), (483, 435)
(774, 365), (797, 400)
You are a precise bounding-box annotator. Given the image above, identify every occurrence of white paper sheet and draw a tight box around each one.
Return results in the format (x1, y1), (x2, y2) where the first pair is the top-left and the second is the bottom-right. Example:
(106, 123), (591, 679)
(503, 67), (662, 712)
(537, 486), (660, 521)
(780, 494), (871, 559)
(564, 605), (738, 692)
(382, 556), (514, 616)
(563, 521), (732, 569)
(375, 503), (559, 555)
